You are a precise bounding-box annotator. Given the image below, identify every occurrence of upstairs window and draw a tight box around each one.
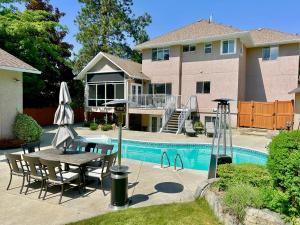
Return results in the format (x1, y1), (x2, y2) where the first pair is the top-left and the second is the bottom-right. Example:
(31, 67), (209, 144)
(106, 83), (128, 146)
(204, 43), (212, 54)
(262, 46), (278, 60)
(152, 48), (170, 61)
(196, 81), (210, 94)
(221, 39), (236, 55)
(183, 44), (196, 53)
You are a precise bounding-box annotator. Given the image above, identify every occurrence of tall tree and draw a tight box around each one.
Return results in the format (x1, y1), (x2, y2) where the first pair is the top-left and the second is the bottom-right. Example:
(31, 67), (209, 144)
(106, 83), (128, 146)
(0, 0), (84, 107)
(74, 0), (151, 73)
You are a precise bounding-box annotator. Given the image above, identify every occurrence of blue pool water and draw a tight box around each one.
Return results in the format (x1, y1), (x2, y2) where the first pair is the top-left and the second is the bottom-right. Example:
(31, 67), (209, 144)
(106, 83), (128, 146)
(84, 137), (267, 171)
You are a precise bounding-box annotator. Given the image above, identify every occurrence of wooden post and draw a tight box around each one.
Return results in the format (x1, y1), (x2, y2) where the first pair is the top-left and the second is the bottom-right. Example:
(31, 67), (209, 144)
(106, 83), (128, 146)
(274, 100), (278, 130)
(250, 101), (254, 128)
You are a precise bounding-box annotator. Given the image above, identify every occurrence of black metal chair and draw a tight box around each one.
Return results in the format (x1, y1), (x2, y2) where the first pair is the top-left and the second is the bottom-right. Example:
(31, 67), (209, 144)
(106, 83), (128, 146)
(85, 152), (117, 193)
(23, 155), (46, 198)
(5, 153), (28, 194)
(39, 158), (81, 204)
(86, 143), (114, 167)
(21, 141), (41, 154)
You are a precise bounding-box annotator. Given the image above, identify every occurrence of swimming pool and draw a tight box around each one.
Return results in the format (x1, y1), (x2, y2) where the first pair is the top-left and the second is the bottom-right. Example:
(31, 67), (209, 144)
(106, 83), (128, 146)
(84, 137), (268, 171)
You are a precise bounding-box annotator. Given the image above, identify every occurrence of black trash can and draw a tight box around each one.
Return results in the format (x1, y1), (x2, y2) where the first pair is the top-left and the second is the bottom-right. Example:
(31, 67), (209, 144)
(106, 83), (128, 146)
(110, 165), (129, 209)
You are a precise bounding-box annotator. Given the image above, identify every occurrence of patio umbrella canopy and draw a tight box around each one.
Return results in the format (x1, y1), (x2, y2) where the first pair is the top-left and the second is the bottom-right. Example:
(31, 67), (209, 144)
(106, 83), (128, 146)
(52, 82), (78, 151)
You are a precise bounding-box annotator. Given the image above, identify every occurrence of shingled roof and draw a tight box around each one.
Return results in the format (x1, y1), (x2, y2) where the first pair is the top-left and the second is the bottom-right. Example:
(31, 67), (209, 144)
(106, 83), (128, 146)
(249, 28), (300, 46)
(135, 20), (247, 49)
(135, 19), (300, 49)
(0, 48), (41, 74)
(75, 52), (149, 80)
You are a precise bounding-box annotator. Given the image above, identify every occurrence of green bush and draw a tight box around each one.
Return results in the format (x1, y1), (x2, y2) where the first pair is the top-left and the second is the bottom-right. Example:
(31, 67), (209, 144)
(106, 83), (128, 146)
(215, 164), (272, 191)
(101, 124), (113, 131)
(260, 187), (290, 215)
(267, 131), (300, 216)
(13, 112), (43, 142)
(194, 121), (204, 134)
(83, 120), (91, 127)
(89, 122), (98, 130)
(223, 183), (264, 221)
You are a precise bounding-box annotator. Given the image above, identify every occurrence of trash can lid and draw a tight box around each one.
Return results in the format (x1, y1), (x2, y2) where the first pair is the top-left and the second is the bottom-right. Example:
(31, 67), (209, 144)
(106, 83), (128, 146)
(110, 165), (129, 173)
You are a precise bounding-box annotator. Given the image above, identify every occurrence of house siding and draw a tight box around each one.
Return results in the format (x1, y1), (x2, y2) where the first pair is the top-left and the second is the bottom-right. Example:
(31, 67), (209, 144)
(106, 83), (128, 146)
(0, 70), (23, 139)
(142, 46), (181, 96)
(245, 44), (299, 102)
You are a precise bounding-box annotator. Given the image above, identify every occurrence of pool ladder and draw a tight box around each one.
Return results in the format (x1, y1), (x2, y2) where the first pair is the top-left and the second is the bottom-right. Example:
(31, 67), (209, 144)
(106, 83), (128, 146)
(161, 151), (183, 170)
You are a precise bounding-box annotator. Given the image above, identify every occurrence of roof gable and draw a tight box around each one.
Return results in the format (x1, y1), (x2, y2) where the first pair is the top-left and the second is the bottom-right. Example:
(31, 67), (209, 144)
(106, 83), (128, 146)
(0, 48), (41, 74)
(75, 52), (149, 80)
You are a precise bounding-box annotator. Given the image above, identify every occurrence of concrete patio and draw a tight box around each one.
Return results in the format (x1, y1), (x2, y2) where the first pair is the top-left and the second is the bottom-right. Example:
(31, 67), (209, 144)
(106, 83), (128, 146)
(0, 126), (270, 225)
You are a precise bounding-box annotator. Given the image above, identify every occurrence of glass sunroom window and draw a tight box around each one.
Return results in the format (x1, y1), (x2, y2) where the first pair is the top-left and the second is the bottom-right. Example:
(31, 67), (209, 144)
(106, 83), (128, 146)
(87, 82), (124, 107)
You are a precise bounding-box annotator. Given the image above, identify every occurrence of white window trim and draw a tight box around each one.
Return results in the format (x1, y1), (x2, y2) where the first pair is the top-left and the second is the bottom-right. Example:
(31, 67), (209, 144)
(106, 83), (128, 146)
(220, 39), (237, 55)
(204, 42), (213, 54)
(262, 46), (279, 61)
(183, 44), (196, 53)
(152, 47), (170, 61)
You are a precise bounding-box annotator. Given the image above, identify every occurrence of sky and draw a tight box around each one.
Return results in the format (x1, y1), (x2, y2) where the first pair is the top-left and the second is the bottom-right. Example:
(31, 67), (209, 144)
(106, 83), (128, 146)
(26, 0), (300, 56)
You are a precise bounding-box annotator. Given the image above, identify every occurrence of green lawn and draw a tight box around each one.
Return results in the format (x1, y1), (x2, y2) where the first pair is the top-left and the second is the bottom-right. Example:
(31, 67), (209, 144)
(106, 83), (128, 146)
(68, 198), (221, 225)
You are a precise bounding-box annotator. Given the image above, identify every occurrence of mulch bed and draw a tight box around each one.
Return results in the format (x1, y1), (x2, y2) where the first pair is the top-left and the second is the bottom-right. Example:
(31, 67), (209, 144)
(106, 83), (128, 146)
(0, 139), (25, 150)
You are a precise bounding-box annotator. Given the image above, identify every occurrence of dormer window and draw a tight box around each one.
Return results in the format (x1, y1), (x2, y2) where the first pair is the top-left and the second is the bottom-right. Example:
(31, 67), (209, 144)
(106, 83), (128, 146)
(262, 46), (278, 60)
(183, 45), (196, 53)
(221, 39), (236, 55)
(152, 48), (170, 61)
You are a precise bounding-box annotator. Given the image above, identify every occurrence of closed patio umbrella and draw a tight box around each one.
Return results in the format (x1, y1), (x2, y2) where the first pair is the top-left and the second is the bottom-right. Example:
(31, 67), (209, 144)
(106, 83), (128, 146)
(52, 82), (78, 152)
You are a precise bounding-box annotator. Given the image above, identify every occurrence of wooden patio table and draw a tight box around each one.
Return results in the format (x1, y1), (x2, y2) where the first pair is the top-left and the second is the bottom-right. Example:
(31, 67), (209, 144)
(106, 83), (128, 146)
(27, 149), (104, 188)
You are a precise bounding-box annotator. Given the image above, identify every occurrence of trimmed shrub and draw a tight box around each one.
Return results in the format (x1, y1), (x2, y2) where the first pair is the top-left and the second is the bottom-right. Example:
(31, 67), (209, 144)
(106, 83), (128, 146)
(215, 163), (272, 191)
(194, 121), (204, 134)
(260, 187), (290, 215)
(13, 112), (43, 142)
(223, 183), (264, 221)
(267, 131), (300, 216)
(101, 124), (113, 131)
(89, 122), (98, 130)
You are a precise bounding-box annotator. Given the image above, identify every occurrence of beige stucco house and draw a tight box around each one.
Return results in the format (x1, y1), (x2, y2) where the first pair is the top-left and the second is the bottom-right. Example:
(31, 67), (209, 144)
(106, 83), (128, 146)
(76, 20), (300, 133)
(0, 48), (41, 139)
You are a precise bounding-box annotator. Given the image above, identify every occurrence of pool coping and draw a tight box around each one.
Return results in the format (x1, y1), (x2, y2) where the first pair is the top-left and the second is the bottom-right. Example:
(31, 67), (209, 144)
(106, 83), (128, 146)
(81, 135), (268, 156)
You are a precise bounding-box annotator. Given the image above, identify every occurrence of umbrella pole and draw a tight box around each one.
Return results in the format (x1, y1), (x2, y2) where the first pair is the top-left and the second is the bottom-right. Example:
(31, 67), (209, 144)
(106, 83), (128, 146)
(117, 112), (122, 166)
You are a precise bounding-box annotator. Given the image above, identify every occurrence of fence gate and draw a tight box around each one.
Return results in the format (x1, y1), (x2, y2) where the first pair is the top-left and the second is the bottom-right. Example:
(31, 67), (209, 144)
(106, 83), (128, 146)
(238, 100), (294, 130)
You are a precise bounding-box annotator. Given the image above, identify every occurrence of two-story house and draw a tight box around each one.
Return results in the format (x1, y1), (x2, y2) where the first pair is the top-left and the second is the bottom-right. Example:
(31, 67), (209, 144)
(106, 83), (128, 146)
(76, 19), (300, 133)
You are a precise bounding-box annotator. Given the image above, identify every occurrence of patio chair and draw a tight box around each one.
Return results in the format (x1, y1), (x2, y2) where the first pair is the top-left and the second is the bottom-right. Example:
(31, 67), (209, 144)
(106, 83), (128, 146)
(205, 122), (215, 137)
(39, 158), (81, 204)
(184, 120), (196, 137)
(21, 141), (41, 154)
(5, 153), (28, 194)
(85, 152), (117, 192)
(86, 143), (114, 167)
(70, 140), (89, 152)
(23, 155), (46, 198)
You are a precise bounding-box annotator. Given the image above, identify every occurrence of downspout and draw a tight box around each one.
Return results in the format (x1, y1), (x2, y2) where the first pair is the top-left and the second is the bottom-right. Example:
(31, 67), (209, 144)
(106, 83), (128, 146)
(178, 45), (183, 107)
(125, 78), (129, 129)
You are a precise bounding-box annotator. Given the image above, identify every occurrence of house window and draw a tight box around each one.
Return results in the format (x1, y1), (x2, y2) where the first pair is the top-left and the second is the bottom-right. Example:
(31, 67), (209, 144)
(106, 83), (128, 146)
(87, 82), (124, 107)
(221, 39), (236, 54)
(149, 83), (172, 95)
(152, 48), (170, 61)
(183, 44), (196, 53)
(262, 46), (278, 60)
(204, 43), (212, 54)
(196, 81), (210, 94)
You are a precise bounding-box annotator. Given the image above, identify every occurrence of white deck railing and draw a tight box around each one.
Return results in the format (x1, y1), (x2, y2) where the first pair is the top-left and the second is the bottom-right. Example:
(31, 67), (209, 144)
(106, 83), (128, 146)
(128, 94), (180, 109)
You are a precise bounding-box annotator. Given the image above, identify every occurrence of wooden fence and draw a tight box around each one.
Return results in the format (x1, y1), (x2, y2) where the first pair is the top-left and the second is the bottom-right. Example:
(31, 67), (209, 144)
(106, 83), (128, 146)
(23, 107), (84, 126)
(237, 100), (294, 130)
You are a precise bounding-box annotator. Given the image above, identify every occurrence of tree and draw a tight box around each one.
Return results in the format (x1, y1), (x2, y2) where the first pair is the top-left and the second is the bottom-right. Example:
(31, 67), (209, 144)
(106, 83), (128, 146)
(74, 0), (151, 73)
(0, 0), (84, 107)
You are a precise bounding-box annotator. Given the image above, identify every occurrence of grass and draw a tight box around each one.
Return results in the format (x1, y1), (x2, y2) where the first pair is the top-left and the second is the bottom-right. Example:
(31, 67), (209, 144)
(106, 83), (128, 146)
(68, 198), (221, 225)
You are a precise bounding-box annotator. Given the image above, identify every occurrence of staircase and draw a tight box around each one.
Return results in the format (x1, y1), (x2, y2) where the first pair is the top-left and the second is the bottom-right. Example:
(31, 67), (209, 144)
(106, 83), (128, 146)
(161, 111), (181, 133)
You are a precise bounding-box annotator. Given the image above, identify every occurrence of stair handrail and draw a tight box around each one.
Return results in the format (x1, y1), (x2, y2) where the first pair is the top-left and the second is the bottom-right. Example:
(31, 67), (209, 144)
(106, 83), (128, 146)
(160, 95), (179, 132)
(176, 96), (197, 134)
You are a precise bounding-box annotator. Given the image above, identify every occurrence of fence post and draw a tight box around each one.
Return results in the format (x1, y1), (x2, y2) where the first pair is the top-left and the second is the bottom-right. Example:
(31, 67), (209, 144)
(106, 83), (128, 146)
(274, 100), (278, 130)
(237, 101), (240, 127)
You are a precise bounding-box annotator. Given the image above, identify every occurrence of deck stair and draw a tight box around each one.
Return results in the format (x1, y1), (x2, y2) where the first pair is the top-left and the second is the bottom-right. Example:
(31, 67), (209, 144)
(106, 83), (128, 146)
(161, 111), (181, 133)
